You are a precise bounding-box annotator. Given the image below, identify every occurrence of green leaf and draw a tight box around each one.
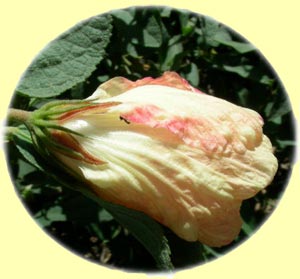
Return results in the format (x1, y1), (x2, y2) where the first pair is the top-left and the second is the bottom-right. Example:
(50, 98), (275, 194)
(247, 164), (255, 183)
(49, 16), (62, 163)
(46, 205), (67, 222)
(237, 88), (250, 106)
(143, 16), (163, 48)
(268, 99), (292, 123)
(70, 183), (174, 270)
(12, 126), (45, 171)
(60, 173), (173, 269)
(241, 219), (254, 236)
(201, 18), (255, 54)
(223, 64), (254, 78)
(111, 9), (134, 25)
(60, 193), (100, 226)
(214, 33), (256, 54)
(16, 14), (112, 98)
(160, 7), (172, 18)
(49, 168), (174, 270)
(98, 208), (114, 222)
(161, 35), (183, 71)
(259, 75), (274, 86)
(99, 200), (173, 270)
(202, 18), (231, 47)
(179, 12), (190, 35)
(185, 63), (199, 87)
(276, 139), (296, 148)
(35, 213), (52, 227)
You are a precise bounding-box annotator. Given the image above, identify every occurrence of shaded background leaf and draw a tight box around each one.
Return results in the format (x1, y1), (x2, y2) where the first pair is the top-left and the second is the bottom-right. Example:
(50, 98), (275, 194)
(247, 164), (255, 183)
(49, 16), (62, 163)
(16, 14), (112, 98)
(143, 15), (163, 48)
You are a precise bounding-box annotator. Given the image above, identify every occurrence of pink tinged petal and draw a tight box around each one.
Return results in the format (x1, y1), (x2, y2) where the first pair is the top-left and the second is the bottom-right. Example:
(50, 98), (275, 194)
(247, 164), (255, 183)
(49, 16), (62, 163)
(117, 86), (264, 155)
(54, 72), (278, 247)
(51, 130), (105, 165)
(52, 101), (122, 165)
(89, 71), (203, 100)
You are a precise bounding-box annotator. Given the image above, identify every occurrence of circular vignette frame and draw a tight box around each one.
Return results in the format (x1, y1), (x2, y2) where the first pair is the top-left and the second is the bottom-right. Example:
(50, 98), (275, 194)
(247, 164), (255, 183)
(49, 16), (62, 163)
(3, 5), (298, 274)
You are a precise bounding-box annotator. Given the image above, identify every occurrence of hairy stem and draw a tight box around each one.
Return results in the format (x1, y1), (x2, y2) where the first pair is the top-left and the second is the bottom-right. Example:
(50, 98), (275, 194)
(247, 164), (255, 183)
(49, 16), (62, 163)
(7, 108), (32, 124)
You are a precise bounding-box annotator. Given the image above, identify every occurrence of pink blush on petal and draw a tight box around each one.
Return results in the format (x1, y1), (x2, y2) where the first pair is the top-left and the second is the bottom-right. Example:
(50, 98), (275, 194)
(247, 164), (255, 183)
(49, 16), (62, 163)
(121, 105), (167, 126)
(121, 105), (229, 153)
(99, 72), (204, 98)
(164, 118), (229, 152)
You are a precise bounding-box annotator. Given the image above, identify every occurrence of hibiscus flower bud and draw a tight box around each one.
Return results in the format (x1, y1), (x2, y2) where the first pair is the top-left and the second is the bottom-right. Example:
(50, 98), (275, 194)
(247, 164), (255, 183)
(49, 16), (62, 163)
(29, 71), (278, 247)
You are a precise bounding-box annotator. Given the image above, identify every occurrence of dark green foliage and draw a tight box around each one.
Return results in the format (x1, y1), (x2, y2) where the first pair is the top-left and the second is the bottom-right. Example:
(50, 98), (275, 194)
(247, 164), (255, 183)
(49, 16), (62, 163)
(6, 6), (296, 272)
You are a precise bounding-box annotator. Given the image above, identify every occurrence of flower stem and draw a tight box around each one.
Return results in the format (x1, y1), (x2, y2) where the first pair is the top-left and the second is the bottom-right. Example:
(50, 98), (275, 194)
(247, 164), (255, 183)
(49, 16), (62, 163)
(7, 108), (32, 124)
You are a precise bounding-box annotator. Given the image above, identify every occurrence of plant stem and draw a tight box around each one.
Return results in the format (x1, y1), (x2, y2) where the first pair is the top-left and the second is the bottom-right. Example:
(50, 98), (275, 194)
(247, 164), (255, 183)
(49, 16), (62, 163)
(7, 108), (32, 124)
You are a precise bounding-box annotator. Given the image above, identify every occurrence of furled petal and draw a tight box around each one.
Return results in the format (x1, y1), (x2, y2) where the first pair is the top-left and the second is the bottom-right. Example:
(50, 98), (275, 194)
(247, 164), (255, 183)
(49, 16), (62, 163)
(51, 72), (278, 247)
(87, 71), (202, 100)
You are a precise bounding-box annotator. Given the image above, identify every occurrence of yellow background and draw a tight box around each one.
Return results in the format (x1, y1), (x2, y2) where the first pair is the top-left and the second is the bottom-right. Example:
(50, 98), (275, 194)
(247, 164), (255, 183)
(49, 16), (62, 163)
(0, 1), (299, 278)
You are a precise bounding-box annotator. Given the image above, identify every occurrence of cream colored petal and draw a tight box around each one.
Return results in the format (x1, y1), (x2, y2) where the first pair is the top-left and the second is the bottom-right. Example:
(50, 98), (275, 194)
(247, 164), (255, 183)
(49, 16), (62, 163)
(57, 103), (277, 247)
(54, 80), (278, 247)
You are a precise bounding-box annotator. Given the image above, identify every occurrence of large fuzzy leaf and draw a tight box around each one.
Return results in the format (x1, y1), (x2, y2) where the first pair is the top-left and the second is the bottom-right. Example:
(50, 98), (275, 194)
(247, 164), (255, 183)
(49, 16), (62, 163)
(16, 14), (112, 98)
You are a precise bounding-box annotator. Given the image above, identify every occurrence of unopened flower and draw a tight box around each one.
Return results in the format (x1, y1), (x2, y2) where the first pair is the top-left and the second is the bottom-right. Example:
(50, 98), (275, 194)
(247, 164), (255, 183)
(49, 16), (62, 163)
(29, 72), (278, 247)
